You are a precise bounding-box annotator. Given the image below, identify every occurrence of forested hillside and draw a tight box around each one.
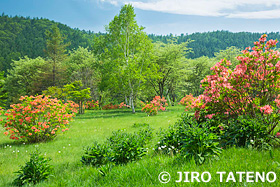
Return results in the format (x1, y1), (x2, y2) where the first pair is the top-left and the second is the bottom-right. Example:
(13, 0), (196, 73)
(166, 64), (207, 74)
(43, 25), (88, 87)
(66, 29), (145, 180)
(0, 13), (100, 72)
(150, 31), (280, 58)
(1, 13), (280, 73)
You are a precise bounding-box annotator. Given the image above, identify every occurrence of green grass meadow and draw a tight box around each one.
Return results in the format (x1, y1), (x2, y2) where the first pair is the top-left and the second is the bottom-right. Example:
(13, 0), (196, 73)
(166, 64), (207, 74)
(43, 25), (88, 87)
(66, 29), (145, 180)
(1, 106), (280, 186)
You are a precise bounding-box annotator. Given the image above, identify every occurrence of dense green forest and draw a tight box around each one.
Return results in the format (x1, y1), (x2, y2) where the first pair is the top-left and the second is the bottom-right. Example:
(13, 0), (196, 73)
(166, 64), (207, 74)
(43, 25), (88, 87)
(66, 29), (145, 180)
(0, 10), (279, 111)
(150, 31), (280, 58)
(0, 13), (101, 72)
(1, 13), (280, 73)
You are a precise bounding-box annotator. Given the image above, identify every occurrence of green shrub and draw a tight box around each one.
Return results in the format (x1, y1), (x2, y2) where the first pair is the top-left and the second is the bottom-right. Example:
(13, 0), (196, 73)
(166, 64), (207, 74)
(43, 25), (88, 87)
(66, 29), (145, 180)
(156, 113), (197, 155)
(220, 115), (274, 149)
(156, 112), (222, 164)
(13, 150), (53, 186)
(181, 123), (222, 165)
(81, 127), (153, 166)
(132, 122), (149, 128)
(81, 142), (109, 166)
(108, 128), (153, 164)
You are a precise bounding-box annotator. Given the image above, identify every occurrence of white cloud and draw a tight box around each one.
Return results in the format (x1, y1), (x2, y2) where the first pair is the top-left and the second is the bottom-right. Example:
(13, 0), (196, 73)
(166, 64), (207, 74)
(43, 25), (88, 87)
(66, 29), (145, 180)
(227, 9), (280, 19)
(99, 0), (280, 19)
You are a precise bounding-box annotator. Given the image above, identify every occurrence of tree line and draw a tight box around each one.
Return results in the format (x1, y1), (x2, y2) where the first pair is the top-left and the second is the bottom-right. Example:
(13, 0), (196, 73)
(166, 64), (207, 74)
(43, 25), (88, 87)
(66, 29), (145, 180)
(0, 6), (275, 113)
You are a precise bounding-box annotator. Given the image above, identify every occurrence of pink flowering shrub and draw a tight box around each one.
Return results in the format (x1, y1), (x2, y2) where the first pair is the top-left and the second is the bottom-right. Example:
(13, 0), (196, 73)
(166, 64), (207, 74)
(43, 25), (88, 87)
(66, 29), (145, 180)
(179, 94), (196, 111)
(85, 100), (99, 110)
(191, 34), (280, 134)
(119, 102), (131, 109)
(0, 95), (78, 143)
(141, 96), (168, 116)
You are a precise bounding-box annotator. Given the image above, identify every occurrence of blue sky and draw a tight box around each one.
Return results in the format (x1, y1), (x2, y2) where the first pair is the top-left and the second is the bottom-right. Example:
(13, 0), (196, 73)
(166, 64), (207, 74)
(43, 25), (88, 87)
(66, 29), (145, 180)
(1, 0), (280, 35)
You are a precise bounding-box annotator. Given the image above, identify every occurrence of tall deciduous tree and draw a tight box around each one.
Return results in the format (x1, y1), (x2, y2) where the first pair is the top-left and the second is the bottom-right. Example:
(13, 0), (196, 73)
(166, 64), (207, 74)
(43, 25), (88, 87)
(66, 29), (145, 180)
(149, 40), (191, 102)
(0, 71), (7, 107)
(95, 4), (154, 113)
(214, 46), (241, 69)
(6, 57), (48, 103)
(184, 56), (214, 96)
(45, 24), (69, 87)
(66, 47), (99, 99)
(64, 81), (91, 114)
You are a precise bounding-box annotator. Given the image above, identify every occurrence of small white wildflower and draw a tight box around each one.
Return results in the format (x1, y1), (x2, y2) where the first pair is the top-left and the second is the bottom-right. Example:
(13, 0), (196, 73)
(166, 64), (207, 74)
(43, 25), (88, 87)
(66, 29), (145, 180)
(152, 148), (155, 150)
(171, 146), (175, 149)
(63, 147), (65, 149)
(10, 146), (12, 148)
(4, 146), (6, 148)
(69, 144), (71, 146)
(58, 151), (61, 153)
(35, 145), (39, 147)
(168, 148), (171, 151)
(13, 151), (15, 153)
(178, 143), (180, 145)
(7, 144), (9, 146)
(158, 147), (161, 150)
(158, 142), (160, 144)
(26, 150), (28, 152)
(17, 150), (19, 152)
(23, 143), (25, 145)
(146, 148), (148, 150)
(250, 140), (254, 143)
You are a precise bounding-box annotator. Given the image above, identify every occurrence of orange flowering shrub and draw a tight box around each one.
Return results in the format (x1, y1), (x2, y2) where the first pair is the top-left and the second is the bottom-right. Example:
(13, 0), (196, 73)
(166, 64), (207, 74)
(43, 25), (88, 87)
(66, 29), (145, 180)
(179, 94), (196, 111)
(141, 96), (168, 116)
(85, 100), (99, 110)
(0, 95), (78, 143)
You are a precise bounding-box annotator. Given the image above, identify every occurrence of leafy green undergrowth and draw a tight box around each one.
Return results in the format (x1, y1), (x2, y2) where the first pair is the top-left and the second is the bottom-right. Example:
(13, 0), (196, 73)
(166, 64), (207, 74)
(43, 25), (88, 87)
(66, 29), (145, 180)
(0, 106), (183, 186)
(36, 148), (280, 186)
(0, 106), (279, 186)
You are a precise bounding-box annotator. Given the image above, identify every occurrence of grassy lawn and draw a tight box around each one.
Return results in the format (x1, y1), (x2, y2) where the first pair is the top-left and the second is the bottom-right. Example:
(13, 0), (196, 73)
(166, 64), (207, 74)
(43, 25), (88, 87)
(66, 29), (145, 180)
(1, 106), (280, 186)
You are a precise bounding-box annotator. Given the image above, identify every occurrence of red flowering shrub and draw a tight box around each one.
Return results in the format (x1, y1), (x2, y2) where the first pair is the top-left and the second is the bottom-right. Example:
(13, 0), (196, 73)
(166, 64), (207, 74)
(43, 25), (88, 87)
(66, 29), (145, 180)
(191, 34), (280, 134)
(0, 95), (78, 143)
(102, 103), (119, 110)
(141, 96), (168, 116)
(179, 94), (196, 110)
(85, 100), (99, 110)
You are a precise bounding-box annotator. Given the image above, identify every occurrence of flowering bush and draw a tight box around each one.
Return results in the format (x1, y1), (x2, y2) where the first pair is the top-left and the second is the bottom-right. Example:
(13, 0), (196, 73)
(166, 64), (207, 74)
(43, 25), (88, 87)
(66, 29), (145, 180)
(85, 100), (99, 110)
(191, 34), (280, 134)
(0, 95), (78, 143)
(119, 102), (130, 109)
(179, 94), (196, 110)
(102, 103), (119, 110)
(141, 96), (168, 116)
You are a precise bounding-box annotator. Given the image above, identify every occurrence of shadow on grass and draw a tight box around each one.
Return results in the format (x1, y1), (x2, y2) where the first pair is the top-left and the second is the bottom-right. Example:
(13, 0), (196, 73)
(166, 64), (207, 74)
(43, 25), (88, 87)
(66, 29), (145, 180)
(75, 106), (185, 120)
(0, 138), (56, 149)
(0, 141), (28, 149)
(75, 109), (143, 120)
